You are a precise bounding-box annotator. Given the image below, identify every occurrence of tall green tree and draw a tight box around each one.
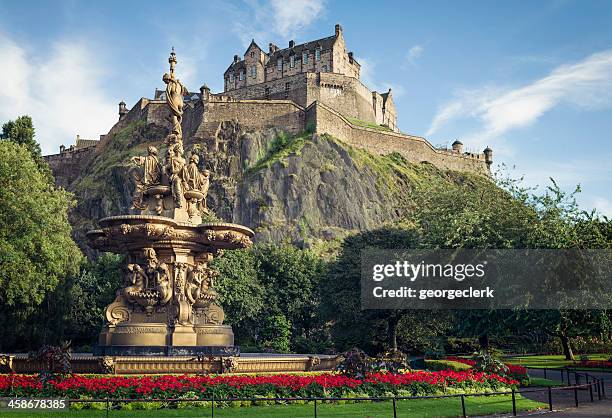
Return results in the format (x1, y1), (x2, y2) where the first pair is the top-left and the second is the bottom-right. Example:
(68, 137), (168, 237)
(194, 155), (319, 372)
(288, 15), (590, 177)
(254, 244), (326, 348)
(2, 116), (51, 179)
(321, 226), (423, 354)
(3, 253), (124, 352)
(211, 248), (265, 345)
(60, 253), (124, 348)
(322, 170), (611, 357)
(211, 244), (327, 352)
(514, 183), (612, 359)
(0, 141), (82, 350)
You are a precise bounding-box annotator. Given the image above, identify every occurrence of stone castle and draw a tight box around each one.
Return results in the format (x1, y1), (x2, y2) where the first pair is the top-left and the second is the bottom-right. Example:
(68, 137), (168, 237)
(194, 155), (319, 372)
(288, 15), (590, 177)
(222, 24), (398, 132)
(45, 24), (492, 178)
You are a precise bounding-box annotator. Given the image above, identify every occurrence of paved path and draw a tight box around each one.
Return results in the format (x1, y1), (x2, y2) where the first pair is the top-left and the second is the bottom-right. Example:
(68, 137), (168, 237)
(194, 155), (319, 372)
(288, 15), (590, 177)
(515, 368), (612, 417)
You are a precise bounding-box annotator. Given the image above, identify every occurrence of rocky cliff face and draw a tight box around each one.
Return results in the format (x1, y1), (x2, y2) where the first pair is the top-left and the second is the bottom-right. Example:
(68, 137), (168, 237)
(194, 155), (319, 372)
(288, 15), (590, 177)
(57, 112), (482, 255)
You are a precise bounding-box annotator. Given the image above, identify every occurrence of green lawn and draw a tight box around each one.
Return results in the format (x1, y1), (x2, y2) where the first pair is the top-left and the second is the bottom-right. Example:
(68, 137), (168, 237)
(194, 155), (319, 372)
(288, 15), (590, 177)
(505, 354), (611, 370)
(0, 395), (545, 417)
(527, 377), (564, 387)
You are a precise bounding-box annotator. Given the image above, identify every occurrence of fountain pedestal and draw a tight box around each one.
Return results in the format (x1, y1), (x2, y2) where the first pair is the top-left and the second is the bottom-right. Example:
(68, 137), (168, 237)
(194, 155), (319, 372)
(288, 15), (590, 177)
(87, 216), (252, 357)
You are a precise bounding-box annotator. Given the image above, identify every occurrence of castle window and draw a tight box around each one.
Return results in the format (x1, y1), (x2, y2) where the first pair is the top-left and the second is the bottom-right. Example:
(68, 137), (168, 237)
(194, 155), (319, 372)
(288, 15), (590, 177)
(265, 87), (270, 99)
(284, 82), (290, 98)
(240, 70), (245, 80)
(315, 48), (321, 61)
(322, 65), (328, 72)
(303, 51), (308, 64)
(229, 73), (234, 82)
(290, 55), (295, 68)
(250, 51), (254, 57)
(251, 66), (256, 77)
(277, 57), (282, 70)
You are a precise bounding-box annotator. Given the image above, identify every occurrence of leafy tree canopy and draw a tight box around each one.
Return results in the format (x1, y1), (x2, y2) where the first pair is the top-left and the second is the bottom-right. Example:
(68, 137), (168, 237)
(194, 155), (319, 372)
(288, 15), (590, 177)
(211, 243), (327, 352)
(0, 141), (82, 306)
(2, 116), (51, 179)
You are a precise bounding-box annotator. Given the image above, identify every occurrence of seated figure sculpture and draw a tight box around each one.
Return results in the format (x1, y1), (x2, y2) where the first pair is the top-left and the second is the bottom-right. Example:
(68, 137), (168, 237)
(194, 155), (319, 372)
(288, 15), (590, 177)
(186, 262), (218, 308)
(123, 264), (146, 303)
(130, 146), (162, 209)
(182, 154), (211, 213)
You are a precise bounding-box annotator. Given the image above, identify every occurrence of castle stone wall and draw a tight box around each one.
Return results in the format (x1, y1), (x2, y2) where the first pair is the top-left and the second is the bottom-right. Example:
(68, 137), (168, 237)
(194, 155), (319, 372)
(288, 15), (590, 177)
(127, 99), (305, 141)
(312, 72), (376, 124)
(44, 146), (97, 189)
(306, 102), (489, 174)
(222, 72), (386, 128)
(46, 96), (488, 190)
(223, 73), (310, 106)
(205, 100), (305, 136)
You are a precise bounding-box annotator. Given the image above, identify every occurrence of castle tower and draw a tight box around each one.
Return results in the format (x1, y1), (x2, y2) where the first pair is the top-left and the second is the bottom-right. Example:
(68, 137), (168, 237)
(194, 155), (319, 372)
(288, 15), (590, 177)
(452, 140), (464, 154)
(200, 84), (210, 102)
(119, 101), (128, 120)
(484, 147), (493, 168)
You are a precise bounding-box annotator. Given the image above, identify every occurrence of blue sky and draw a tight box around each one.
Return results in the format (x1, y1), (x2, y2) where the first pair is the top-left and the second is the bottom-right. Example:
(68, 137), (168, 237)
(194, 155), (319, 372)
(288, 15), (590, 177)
(1, 0), (611, 215)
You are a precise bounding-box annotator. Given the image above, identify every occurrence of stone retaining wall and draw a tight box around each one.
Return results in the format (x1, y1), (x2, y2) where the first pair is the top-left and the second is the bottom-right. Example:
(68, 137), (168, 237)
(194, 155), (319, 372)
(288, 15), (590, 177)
(306, 101), (490, 174)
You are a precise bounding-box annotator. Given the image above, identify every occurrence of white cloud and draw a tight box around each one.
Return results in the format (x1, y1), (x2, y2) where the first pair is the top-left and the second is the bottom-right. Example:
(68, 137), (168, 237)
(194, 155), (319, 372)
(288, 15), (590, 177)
(227, 0), (325, 48)
(271, 0), (325, 37)
(427, 49), (612, 139)
(592, 197), (612, 218)
(357, 56), (405, 98)
(405, 45), (424, 66)
(0, 34), (116, 155)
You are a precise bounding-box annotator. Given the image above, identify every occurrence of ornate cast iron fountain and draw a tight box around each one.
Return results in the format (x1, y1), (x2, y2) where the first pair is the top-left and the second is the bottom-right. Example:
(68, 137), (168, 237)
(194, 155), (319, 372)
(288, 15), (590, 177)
(87, 49), (253, 356)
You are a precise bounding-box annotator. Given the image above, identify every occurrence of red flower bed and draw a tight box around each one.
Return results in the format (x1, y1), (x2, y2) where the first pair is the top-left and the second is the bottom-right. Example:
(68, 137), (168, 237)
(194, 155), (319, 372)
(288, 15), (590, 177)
(506, 364), (528, 376)
(578, 360), (612, 369)
(445, 357), (476, 366)
(444, 357), (528, 381)
(0, 371), (518, 400)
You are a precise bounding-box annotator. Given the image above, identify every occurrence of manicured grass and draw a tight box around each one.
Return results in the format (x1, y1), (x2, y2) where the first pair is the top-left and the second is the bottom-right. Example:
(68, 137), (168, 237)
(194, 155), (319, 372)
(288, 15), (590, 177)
(506, 354), (611, 370)
(0, 395), (545, 417)
(527, 377), (564, 387)
(424, 359), (472, 372)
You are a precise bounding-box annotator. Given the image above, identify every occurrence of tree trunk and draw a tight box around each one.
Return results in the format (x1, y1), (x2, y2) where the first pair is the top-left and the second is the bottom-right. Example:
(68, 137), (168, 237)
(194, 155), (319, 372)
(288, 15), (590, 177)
(560, 334), (575, 361)
(478, 333), (490, 351)
(387, 316), (399, 352)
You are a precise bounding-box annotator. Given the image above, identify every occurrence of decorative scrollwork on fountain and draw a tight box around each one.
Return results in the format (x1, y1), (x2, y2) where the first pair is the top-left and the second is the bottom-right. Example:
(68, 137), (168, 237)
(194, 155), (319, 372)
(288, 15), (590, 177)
(173, 262), (192, 325)
(106, 302), (130, 325)
(98, 356), (116, 374)
(307, 356), (321, 371)
(221, 231), (253, 248)
(222, 356), (239, 373)
(181, 260), (225, 325)
(105, 248), (174, 322)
